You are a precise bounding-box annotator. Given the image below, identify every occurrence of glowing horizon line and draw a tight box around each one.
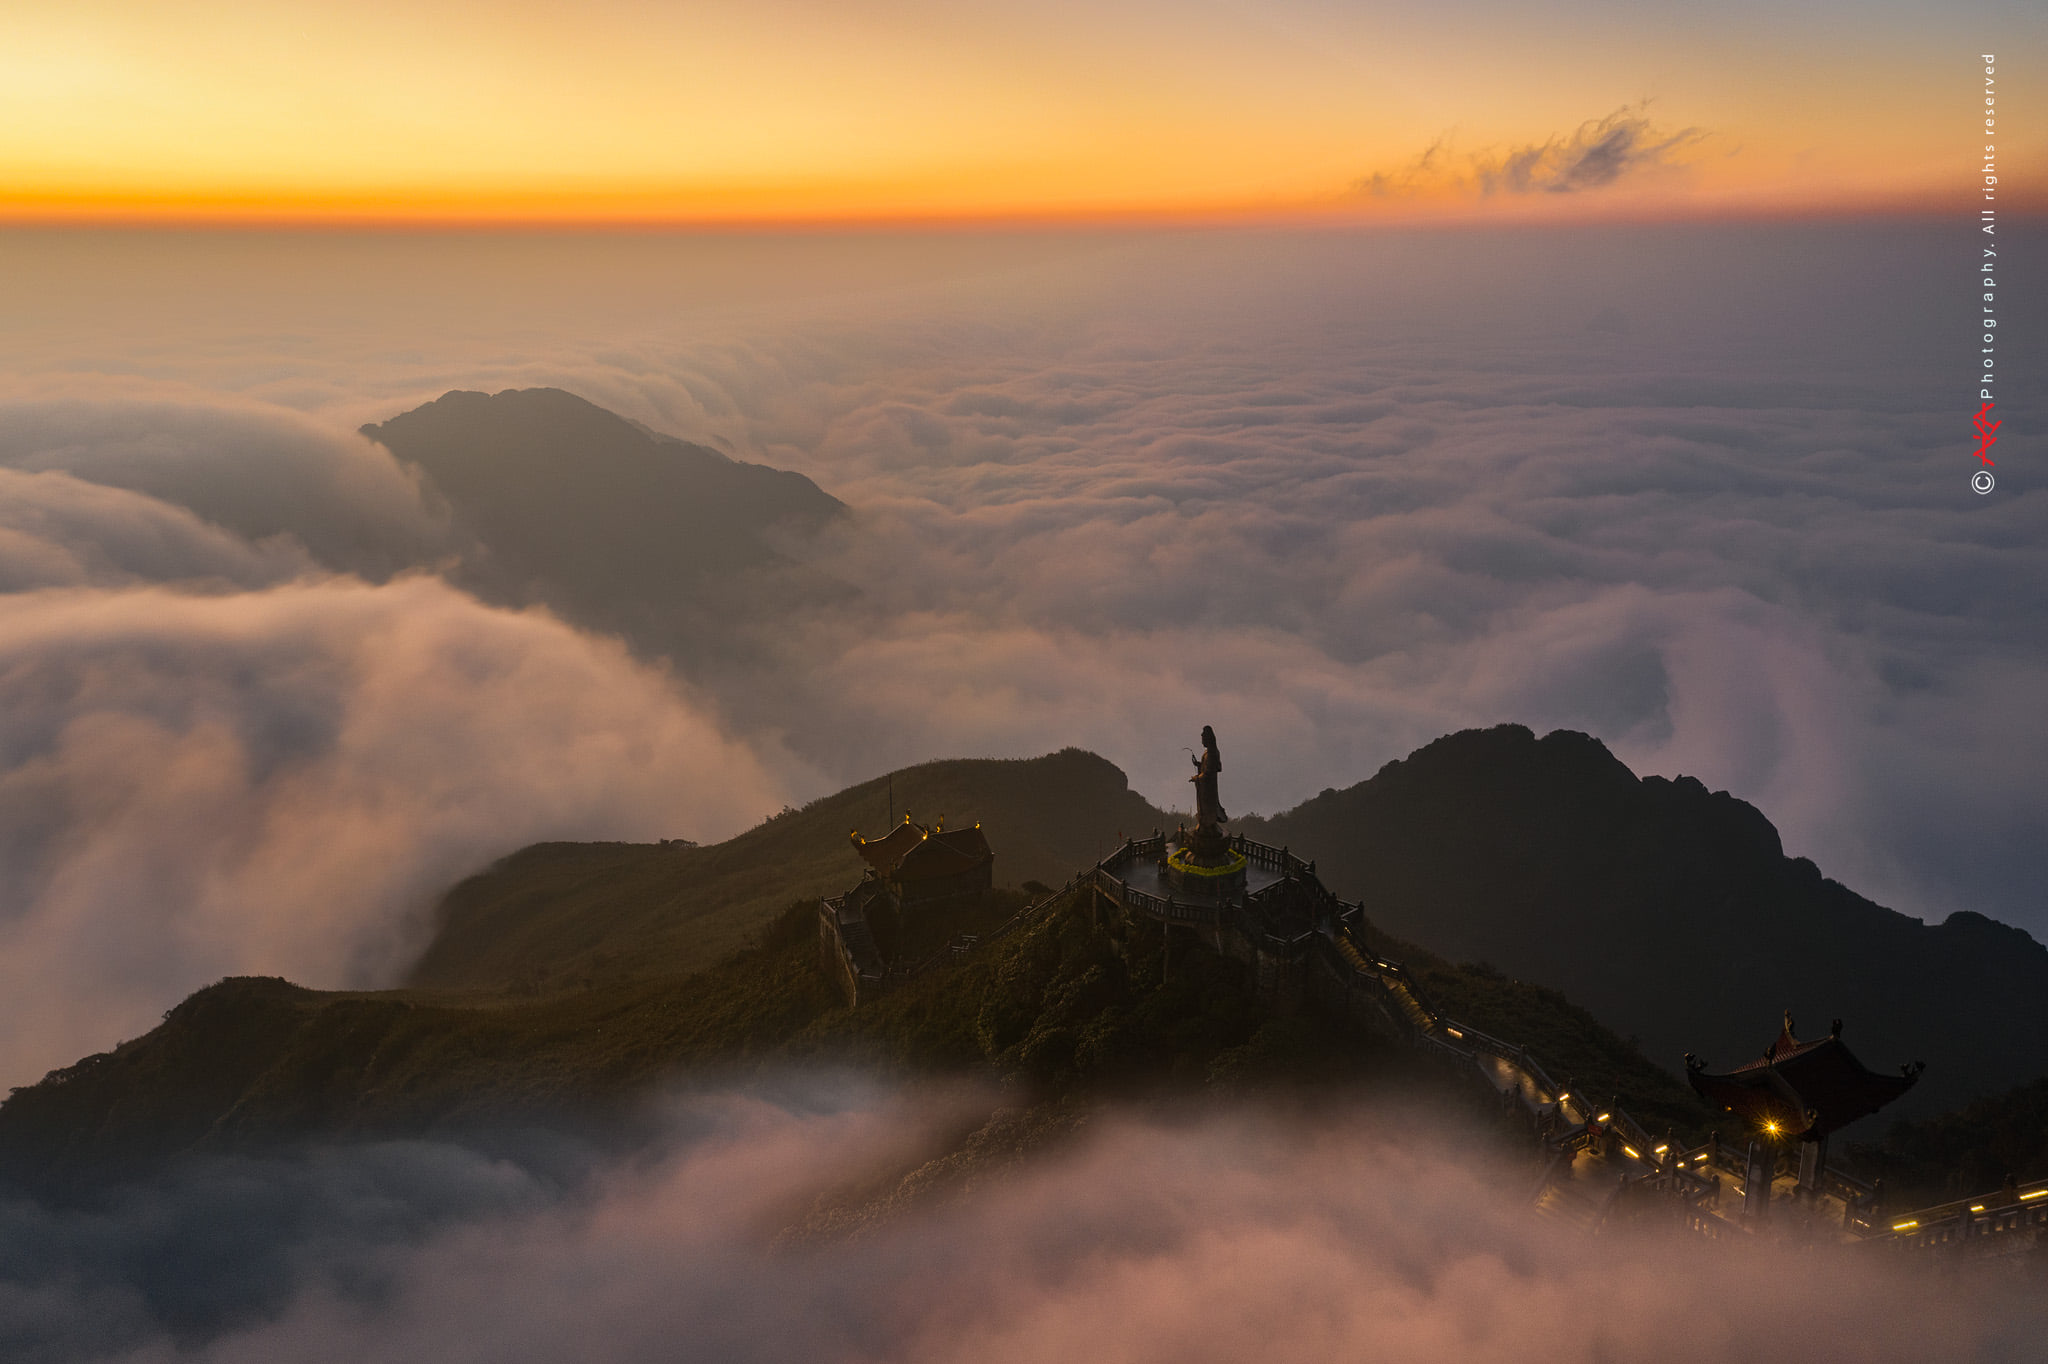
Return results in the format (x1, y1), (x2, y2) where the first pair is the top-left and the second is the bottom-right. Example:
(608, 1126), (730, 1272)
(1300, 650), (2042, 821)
(0, 187), (2024, 235)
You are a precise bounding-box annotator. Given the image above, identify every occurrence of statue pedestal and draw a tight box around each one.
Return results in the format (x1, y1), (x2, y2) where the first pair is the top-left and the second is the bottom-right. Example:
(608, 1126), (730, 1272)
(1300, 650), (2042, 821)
(1165, 831), (1247, 898)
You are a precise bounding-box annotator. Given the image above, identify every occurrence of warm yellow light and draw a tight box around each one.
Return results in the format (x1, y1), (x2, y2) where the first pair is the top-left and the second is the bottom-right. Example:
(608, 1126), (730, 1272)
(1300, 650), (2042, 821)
(1596, 1113), (1611, 1123)
(2022, 1189), (2048, 1201)
(1623, 1146), (1640, 1160)
(0, 0), (2012, 228)
(1892, 1220), (1919, 1231)
(1654, 1144), (1669, 1154)
(1763, 1121), (1780, 1135)
(1970, 1205), (1986, 1213)
(1445, 1027), (1463, 1038)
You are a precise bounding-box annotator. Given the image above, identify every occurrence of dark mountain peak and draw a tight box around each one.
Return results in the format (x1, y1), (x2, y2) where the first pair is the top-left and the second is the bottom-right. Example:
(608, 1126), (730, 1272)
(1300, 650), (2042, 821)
(360, 386), (845, 519)
(1271, 725), (1648, 843)
(1934, 908), (2045, 954)
(358, 388), (847, 651)
(1248, 726), (2046, 1119)
(1364, 723), (1783, 861)
(1638, 773), (1784, 861)
(360, 387), (781, 481)
(367, 387), (731, 460)
(1356, 724), (1640, 798)
(165, 973), (316, 1019)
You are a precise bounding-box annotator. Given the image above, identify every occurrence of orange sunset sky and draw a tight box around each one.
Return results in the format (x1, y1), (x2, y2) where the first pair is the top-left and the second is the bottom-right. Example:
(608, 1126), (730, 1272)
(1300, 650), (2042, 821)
(1, 0), (2041, 225)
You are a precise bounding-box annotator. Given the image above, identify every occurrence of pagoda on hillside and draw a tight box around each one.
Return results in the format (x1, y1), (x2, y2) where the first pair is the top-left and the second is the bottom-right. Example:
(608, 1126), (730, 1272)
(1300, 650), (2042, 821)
(850, 814), (994, 911)
(819, 814), (994, 1006)
(1686, 1012), (1922, 1201)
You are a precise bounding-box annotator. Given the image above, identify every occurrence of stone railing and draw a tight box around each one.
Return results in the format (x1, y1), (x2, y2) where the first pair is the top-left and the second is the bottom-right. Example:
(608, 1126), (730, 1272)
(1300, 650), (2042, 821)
(1864, 1177), (2048, 1253)
(1318, 909), (1714, 1221)
(1091, 864), (1233, 926)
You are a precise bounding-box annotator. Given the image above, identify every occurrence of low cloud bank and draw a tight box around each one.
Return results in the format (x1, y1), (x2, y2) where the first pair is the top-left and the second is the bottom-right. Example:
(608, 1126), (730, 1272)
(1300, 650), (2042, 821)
(0, 575), (787, 1087)
(0, 395), (793, 1089)
(0, 400), (454, 582)
(2, 1085), (2039, 1363)
(0, 468), (312, 592)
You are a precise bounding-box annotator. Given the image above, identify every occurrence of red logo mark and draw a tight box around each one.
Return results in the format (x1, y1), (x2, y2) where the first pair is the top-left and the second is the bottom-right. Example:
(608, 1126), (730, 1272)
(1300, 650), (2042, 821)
(1972, 402), (2000, 466)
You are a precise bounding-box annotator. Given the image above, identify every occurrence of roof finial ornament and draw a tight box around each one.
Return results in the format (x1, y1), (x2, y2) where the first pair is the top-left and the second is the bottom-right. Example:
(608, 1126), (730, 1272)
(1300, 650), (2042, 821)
(1690, 1011), (1922, 1141)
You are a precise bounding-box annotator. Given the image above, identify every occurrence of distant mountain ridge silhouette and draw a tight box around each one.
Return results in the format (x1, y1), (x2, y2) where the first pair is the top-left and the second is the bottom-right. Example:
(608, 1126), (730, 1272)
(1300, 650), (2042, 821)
(1237, 723), (2047, 1119)
(362, 387), (847, 657)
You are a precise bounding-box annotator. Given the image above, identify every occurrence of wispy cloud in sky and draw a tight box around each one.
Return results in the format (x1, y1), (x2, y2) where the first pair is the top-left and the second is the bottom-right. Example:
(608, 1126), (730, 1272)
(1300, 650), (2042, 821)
(1479, 105), (1706, 194)
(1358, 105), (1706, 200)
(0, 0), (2033, 221)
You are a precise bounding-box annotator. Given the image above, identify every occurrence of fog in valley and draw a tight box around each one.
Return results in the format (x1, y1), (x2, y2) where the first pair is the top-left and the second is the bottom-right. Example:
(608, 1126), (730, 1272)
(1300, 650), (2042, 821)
(4, 1081), (2042, 1363)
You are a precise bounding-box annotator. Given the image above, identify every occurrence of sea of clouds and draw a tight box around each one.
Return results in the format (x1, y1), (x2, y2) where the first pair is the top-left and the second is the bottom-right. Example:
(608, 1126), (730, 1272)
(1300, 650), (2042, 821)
(0, 221), (2041, 1091)
(0, 396), (790, 1085)
(4, 1083), (2042, 1363)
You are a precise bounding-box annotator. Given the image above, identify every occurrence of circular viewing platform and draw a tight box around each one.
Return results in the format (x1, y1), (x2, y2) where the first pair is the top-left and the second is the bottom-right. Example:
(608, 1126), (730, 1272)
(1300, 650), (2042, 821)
(1086, 830), (1334, 1004)
(1093, 831), (1321, 923)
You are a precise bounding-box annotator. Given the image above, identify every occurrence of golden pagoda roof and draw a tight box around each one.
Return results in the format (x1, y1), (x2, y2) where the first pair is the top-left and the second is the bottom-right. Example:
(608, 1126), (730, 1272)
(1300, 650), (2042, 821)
(850, 815), (992, 881)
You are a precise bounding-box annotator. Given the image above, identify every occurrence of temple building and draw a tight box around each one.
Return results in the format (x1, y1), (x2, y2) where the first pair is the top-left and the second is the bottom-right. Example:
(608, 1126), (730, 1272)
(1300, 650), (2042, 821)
(820, 814), (993, 1005)
(1686, 1012), (1922, 1205)
(850, 814), (994, 912)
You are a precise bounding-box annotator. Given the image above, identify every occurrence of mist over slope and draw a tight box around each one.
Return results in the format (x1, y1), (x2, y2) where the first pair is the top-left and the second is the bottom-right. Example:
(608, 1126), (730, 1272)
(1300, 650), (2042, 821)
(1239, 724), (2048, 1119)
(7, 1087), (2043, 1364)
(0, 387), (852, 1089)
(0, 572), (787, 1091)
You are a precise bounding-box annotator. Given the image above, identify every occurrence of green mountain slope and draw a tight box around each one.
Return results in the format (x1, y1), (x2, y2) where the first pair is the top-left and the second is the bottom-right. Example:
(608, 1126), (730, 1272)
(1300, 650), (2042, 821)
(1236, 723), (2048, 1119)
(0, 887), (1709, 1196)
(0, 892), (1302, 1190)
(12, 725), (2032, 1195)
(408, 748), (1167, 991)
